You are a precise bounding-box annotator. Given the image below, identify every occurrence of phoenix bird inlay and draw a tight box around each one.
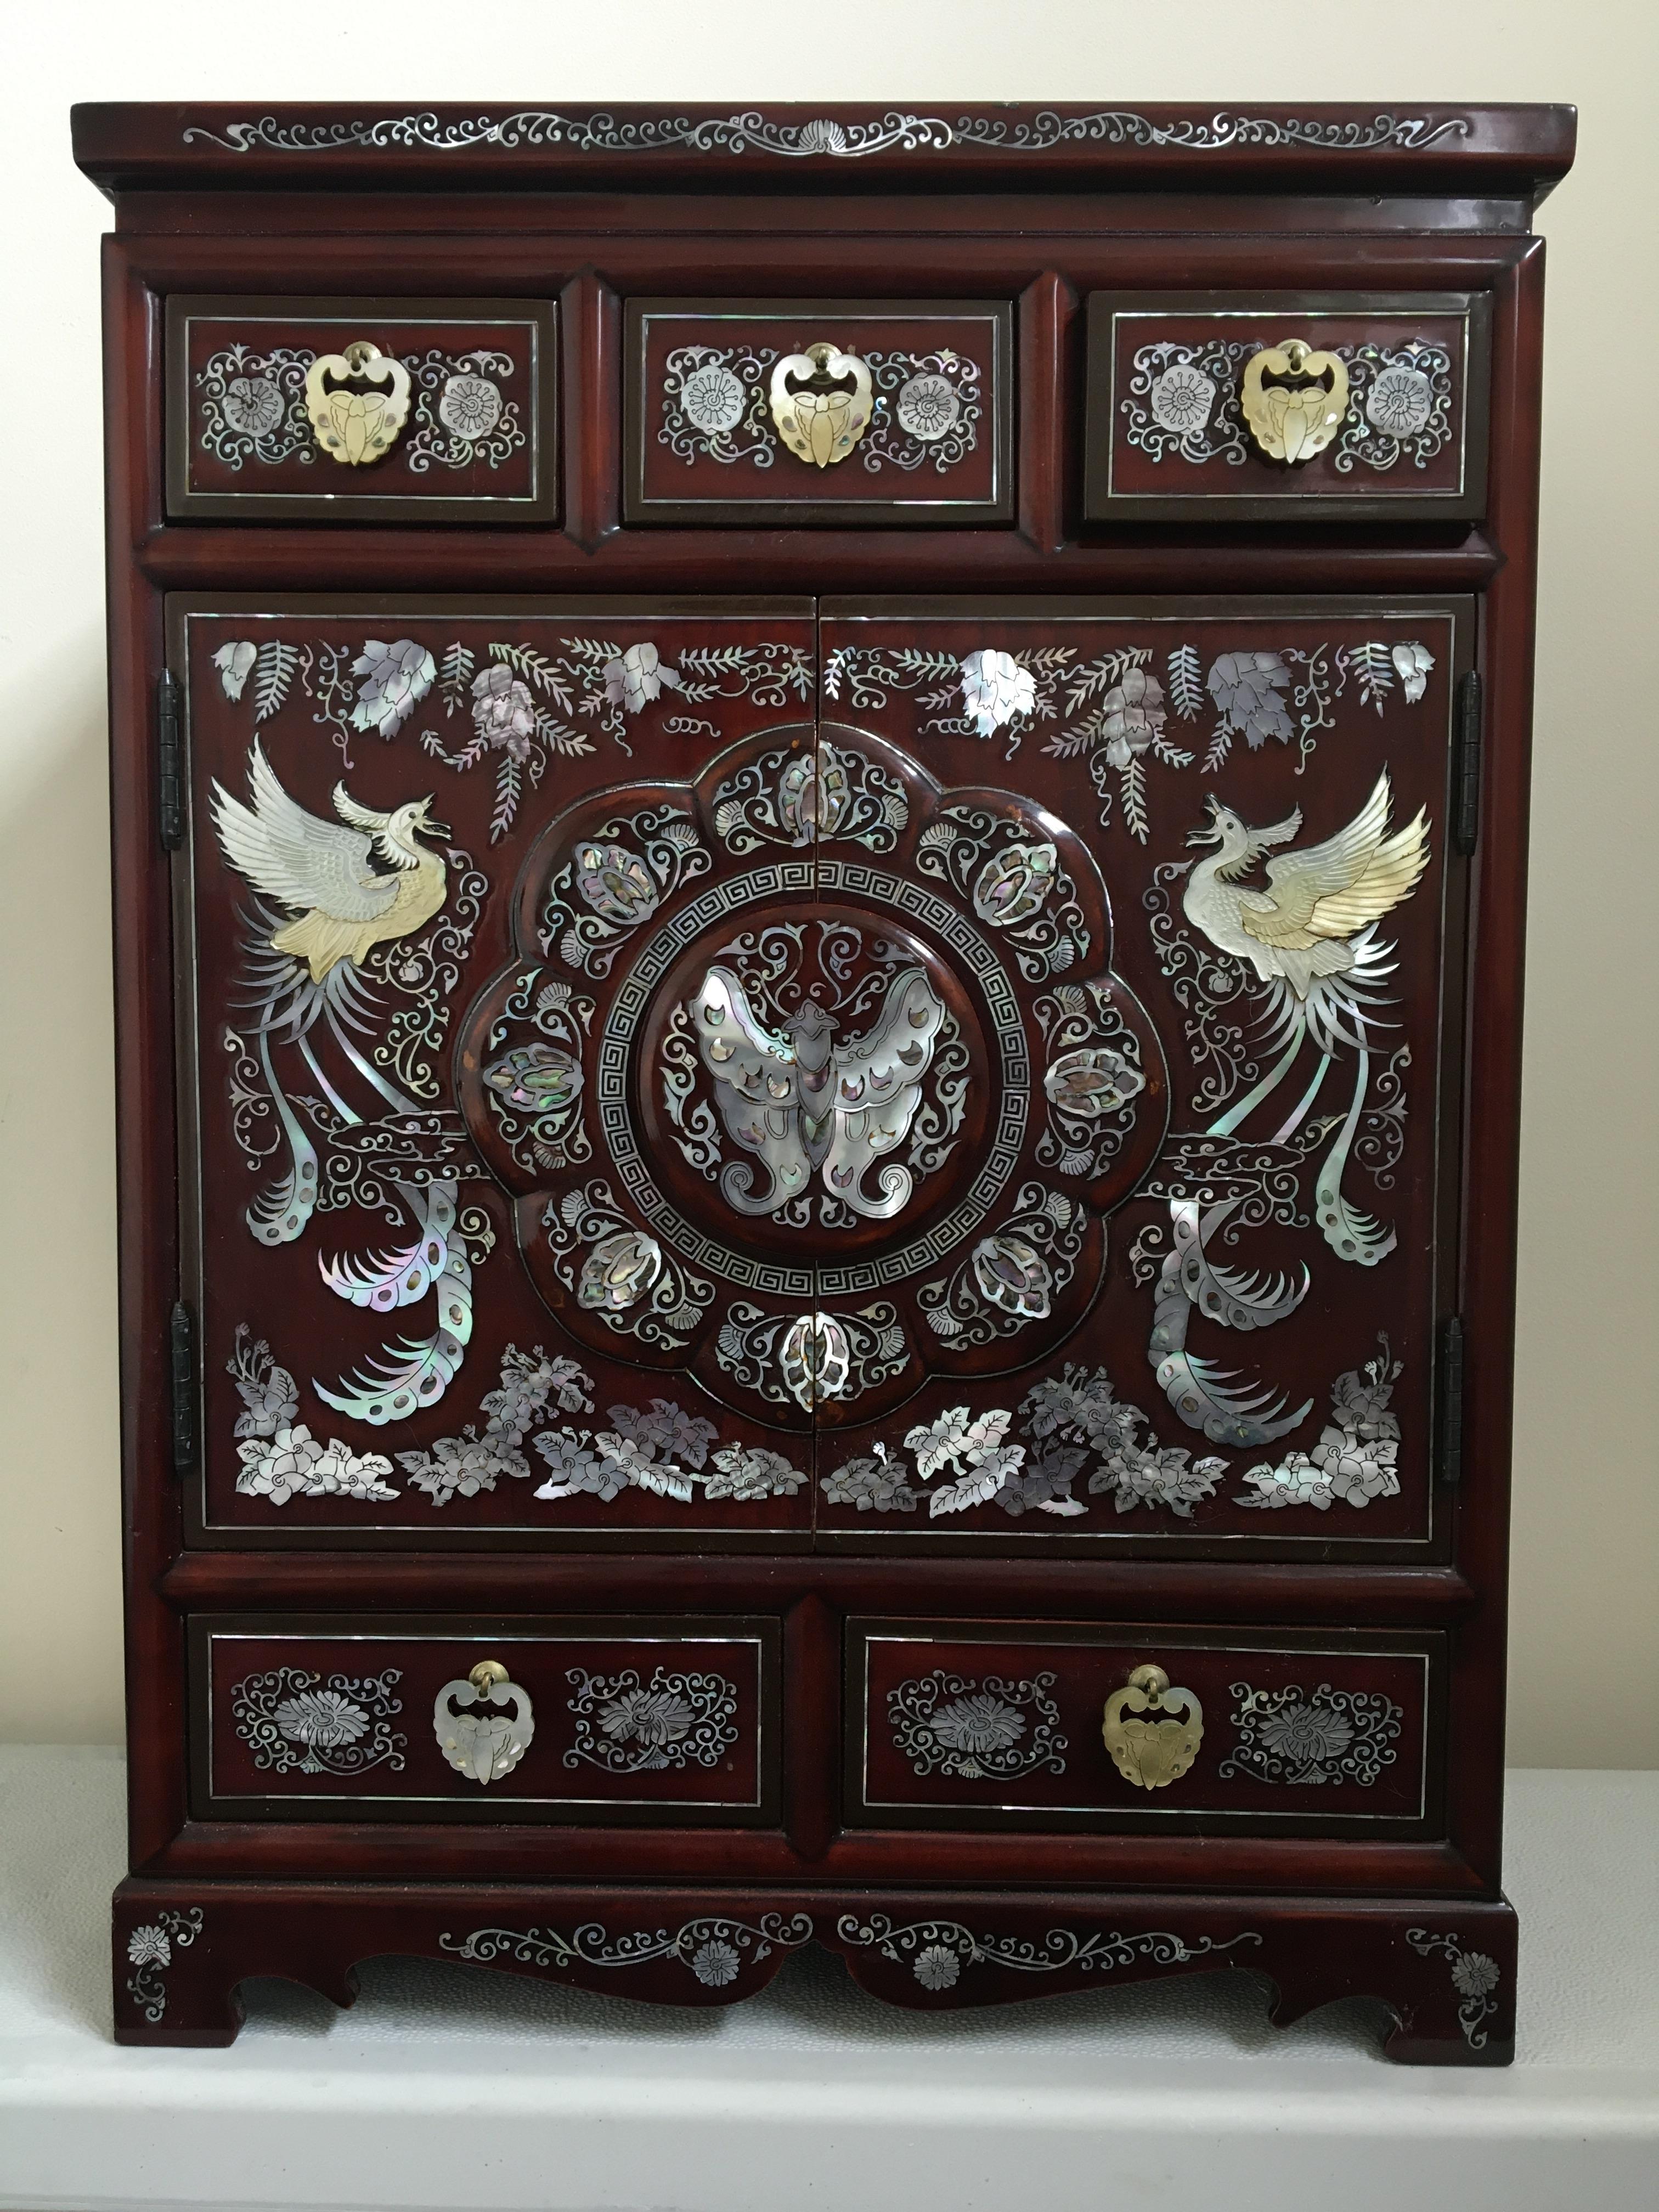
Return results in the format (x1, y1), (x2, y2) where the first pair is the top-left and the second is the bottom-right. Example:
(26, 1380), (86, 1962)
(210, 740), (449, 982)
(1182, 770), (1430, 1003)
(1177, 767), (1434, 1282)
(690, 964), (947, 1221)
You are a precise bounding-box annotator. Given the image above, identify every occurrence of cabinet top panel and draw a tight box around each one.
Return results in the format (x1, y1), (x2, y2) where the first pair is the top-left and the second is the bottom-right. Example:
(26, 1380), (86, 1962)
(72, 101), (1576, 202)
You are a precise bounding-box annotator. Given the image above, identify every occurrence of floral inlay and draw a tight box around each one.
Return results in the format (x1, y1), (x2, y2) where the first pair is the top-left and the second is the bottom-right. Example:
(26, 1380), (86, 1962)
(231, 1666), (407, 1777)
(659, 341), (983, 477)
(438, 1914), (812, 1990)
(888, 1668), (1067, 1779)
(1406, 1930), (1504, 2050)
(1119, 334), (1458, 482)
(563, 1666), (741, 1773)
(826, 629), (1432, 834)
(228, 1328), (397, 1503)
(1218, 1680), (1403, 1787)
(822, 1360), (1227, 1522)
(837, 1914), (1262, 1990)
(124, 1909), (204, 2024)
(1235, 1338), (1402, 1511)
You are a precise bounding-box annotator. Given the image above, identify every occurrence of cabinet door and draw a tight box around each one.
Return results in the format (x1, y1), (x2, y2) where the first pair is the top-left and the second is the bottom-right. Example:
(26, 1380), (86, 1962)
(174, 597), (822, 1547)
(177, 596), (1468, 1560)
(812, 599), (1470, 1556)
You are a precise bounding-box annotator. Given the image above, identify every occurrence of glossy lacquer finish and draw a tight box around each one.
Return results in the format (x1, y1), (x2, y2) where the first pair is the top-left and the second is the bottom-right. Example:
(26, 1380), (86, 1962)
(75, 98), (1574, 2061)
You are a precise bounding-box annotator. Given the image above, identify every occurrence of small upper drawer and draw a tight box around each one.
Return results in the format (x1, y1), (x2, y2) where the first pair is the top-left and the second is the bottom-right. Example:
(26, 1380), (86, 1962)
(848, 1621), (1441, 1835)
(1084, 291), (1490, 523)
(165, 295), (558, 521)
(190, 1616), (778, 1824)
(624, 298), (1013, 524)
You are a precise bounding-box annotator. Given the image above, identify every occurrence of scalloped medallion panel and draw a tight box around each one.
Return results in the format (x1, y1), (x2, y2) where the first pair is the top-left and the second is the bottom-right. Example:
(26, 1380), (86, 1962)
(81, 98), (1570, 2059)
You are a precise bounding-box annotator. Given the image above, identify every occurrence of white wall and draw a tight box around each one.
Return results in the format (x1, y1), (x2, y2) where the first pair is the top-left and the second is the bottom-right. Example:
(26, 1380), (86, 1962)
(4, 0), (1655, 1763)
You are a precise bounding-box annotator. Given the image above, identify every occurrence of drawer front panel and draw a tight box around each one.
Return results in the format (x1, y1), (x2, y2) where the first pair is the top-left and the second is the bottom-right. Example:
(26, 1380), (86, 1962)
(1085, 292), (1489, 521)
(166, 296), (558, 520)
(193, 1616), (779, 1822)
(625, 299), (1013, 523)
(849, 1621), (1440, 1832)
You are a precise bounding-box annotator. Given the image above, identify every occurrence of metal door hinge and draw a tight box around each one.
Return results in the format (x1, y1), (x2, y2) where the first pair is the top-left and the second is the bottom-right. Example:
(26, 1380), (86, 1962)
(1453, 670), (1482, 856)
(170, 1301), (197, 1475)
(157, 671), (184, 851)
(1435, 1314), (1465, 1487)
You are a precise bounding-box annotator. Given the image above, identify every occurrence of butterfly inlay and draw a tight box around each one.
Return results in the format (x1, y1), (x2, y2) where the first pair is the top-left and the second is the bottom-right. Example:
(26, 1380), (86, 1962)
(688, 963), (948, 1221)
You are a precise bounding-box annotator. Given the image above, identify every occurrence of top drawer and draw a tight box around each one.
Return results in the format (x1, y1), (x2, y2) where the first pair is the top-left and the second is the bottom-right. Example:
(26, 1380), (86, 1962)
(624, 298), (1013, 525)
(165, 295), (559, 522)
(1084, 290), (1491, 523)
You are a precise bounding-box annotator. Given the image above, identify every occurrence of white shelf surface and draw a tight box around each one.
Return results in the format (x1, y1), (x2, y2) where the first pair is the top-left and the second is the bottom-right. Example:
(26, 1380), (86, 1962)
(0, 1747), (1654, 2211)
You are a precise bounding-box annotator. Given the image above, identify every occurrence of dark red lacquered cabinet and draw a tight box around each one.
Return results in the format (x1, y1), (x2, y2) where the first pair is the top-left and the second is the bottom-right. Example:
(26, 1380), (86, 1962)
(74, 98), (1575, 2059)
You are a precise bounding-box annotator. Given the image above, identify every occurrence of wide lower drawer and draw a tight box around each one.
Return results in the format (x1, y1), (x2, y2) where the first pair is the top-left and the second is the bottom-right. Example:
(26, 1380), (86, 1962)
(848, 1620), (1443, 1836)
(189, 1616), (779, 1824)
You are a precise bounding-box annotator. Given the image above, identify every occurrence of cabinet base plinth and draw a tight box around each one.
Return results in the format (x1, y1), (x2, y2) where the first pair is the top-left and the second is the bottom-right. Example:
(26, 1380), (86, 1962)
(112, 1877), (1516, 2064)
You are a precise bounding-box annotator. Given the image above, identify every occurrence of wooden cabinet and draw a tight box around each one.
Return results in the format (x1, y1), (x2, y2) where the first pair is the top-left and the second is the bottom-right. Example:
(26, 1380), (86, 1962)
(75, 97), (1574, 2062)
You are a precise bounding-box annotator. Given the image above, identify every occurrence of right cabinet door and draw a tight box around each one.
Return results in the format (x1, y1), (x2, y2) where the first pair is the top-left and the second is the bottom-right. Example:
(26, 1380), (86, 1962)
(813, 597), (1472, 1557)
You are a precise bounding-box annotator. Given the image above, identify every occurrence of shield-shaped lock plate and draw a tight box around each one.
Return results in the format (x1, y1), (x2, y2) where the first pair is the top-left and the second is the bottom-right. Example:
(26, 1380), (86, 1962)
(1240, 339), (1350, 465)
(433, 1660), (535, 1786)
(1101, 1664), (1204, 1790)
(303, 339), (413, 466)
(768, 343), (874, 468)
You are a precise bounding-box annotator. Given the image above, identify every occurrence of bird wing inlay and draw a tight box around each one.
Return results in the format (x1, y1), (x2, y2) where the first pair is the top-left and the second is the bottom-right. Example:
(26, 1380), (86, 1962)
(1240, 773), (1403, 950)
(210, 741), (397, 924)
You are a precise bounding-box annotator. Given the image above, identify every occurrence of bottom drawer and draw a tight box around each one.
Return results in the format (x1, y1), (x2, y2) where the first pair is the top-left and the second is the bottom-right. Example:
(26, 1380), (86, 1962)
(848, 1621), (1442, 1836)
(190, 1615), (780, 1825)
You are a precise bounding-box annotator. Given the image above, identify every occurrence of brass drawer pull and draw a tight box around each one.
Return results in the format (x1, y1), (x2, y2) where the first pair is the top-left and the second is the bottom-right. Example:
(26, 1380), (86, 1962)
(304, 338), (413, 466)
(768, 342), (874, 467)
(1240, 338), (1350, 465)
(433, 1659), (535, 1786)
(1102, 1664), (1204, 1790)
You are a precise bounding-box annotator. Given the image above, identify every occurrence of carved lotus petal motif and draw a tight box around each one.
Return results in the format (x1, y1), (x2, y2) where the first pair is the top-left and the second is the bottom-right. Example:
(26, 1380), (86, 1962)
(579, 1228), (663, 1312)
(432, 1677), (535, 1786)
(971, 1234), (1052, 1320)
(1043, 1046), (1145, 1118)
(1240, 341), (1350, 465)
(575, 842), (660, 924)
(1102, 1677), (1204, 1790)
(769, 344), (874, 468)
(483, 1041), (582, 1117)
(780, 1310), (853, 1409)
(303, 342), (412, 466)
(973, 842), (1058, 928)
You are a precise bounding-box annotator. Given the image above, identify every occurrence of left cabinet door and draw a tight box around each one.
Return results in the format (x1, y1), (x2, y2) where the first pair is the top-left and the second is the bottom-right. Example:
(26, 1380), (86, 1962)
(171, 597), (817, 1548)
